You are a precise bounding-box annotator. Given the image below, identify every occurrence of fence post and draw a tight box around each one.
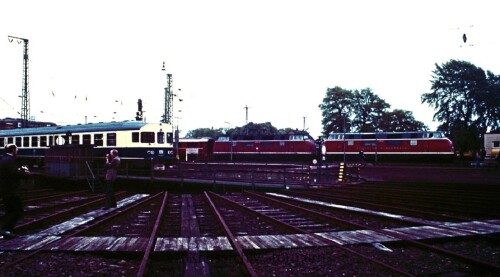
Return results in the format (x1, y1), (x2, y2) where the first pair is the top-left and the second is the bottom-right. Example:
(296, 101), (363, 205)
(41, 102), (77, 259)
(283, 168), (287, 189)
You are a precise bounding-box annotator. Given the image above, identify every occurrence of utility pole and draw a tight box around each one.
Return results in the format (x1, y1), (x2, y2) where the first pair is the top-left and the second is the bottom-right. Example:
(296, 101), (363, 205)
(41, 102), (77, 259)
(162, 62), (173, 124)
(303, 116), (306, 131)
(8, 35), (30, 128)
(244, 105), (249, 124)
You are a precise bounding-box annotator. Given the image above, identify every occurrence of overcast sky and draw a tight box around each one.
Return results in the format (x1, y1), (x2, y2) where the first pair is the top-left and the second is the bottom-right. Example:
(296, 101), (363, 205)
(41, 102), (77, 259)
(1, 0), (499, 138)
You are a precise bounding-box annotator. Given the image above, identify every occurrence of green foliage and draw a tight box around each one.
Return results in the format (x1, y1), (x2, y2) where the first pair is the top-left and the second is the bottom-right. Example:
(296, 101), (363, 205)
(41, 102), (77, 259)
(318, 86), (354, 134)
(352, 88), (391, 132)
(421, 59), (500, 154)
(184, 127), (225, 139)
(319, 86), (426, 136)
(184, 122), (305, 139)
(380, 109), (427, 132)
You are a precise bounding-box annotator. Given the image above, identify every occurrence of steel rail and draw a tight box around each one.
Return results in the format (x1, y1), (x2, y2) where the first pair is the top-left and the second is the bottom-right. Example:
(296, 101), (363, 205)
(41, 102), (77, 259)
(0, 192), (163, 273)
(209, 191), (415, 277)
(254, 191), (500, 273)
(14, 191), (126, 231)
(137, 191), (168, 277)
(204, 191), (258, 277)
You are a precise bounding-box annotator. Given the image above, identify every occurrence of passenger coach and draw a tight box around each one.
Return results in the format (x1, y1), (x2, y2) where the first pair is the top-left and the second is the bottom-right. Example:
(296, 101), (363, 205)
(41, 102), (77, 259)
(0, 121), (174, 168)
(322, 131), (455, 162)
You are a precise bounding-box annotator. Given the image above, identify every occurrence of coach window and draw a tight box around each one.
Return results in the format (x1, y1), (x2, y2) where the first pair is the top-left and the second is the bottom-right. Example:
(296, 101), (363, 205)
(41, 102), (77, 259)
(72, 135), (80, 145)
(167, 132), (174, 143)
(40, 136), (47, 147)
(157, 132), (165, 144)
(132, 132), (140, 143)
(0, 137), (4, 147)
(22, 137), (29, 147)
(15, 137), (21, 147)
(8, 137), (14, 144)
(107, 133), (117, 146)
(94, 134), (104, 146)
(82, 134), (91, 145)
(32, 136), (39, 147)
(49, 136), (53, 146)
(141, 132), (155, 143)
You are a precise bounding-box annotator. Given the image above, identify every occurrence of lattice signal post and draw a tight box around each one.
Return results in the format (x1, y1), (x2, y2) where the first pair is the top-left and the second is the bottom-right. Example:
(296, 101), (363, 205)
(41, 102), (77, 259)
(8, 35), (30, 128)
(161, 62), (173, 124)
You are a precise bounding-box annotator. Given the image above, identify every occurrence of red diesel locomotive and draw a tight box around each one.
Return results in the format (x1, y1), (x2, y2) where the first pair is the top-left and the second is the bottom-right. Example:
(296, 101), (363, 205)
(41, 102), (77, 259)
(177, 133), (319, 163)
(322, 131), (455, 162)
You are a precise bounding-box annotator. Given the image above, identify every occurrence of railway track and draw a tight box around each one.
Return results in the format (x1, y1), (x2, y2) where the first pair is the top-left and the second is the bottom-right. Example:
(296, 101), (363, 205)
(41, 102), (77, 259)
(0, 180), (499, 276)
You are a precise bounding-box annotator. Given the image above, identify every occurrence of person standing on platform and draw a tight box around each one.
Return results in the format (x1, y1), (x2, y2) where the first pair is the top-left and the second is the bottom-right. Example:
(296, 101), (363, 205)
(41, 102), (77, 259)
(104, 149), (120, 209)
(0, 144), (28, 239)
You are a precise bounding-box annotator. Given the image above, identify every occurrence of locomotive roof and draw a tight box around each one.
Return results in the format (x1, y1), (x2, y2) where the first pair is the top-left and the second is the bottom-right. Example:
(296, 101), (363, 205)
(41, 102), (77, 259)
(0, 121), (152, 137)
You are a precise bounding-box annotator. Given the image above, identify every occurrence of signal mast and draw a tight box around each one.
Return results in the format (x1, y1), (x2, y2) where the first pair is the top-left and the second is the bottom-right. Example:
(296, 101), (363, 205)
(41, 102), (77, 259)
(161, 62), (173, 124)
(8, 35), (30, 128)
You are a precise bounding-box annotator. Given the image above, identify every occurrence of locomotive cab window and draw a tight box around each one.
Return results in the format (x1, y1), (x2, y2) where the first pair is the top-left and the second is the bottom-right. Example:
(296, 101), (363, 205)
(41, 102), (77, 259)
(107, 133), (117, 146)
(141, 132), (155, 143)
(387, 134), (402, 139)
(432, 132), (443, 138)
(132, 132), (139, 143)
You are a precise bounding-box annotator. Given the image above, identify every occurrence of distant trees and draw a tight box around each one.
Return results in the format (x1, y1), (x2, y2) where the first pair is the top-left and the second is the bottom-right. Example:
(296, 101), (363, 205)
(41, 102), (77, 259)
(184, 128), (225, 139)
(319, 87), (426, 136)
(421, 59), (500, 155)
(184, 122), (305, 139)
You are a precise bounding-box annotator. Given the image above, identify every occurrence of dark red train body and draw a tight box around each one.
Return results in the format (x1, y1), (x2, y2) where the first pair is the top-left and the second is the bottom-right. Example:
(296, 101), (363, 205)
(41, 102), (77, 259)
(322, 131), (455, 162)
(178, 133), (318, 163)
(176, 138), (215, 161)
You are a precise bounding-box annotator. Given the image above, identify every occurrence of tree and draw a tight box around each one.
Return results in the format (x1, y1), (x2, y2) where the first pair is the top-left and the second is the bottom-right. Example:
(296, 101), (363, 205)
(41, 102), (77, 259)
(185, 122), (295, 139)
(379, 109), (427, 132)
(319, 86), (354, 135)
(320, 86), (426, 135)
(226, 122), (279, 137)
(351, 88), (390, 132)
(185, 127), (224, 139)
(421, 59), (500, 155)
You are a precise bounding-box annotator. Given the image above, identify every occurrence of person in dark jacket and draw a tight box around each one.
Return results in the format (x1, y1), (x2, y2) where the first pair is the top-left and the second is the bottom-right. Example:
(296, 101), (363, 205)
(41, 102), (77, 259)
(0, 144), (27, 238)
(104, 149), (120, 209)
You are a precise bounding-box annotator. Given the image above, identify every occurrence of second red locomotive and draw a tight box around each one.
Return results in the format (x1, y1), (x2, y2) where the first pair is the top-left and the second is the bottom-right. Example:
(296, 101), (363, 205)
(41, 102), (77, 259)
(322, 131), (454, 162)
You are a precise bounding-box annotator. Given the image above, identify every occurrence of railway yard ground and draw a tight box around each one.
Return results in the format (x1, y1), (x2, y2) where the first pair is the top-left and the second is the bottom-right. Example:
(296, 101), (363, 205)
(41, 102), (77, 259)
(0, 162), (499, 276)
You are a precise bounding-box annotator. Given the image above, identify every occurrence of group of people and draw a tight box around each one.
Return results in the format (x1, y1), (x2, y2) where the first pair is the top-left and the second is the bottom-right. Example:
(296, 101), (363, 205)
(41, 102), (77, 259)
(0, 145), (120, 239)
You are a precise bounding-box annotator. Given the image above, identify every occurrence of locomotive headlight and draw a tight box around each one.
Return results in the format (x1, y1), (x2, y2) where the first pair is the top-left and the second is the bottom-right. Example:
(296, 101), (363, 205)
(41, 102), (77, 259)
(321, 145), (327, 155)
